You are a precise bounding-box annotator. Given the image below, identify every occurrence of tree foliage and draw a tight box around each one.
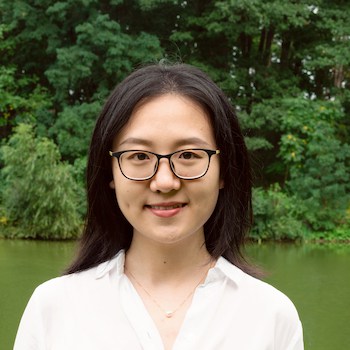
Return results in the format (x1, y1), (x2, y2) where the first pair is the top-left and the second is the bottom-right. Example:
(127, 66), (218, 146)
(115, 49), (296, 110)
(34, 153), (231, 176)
(279, 98), (350, 231)
(0, 0), (349, 239)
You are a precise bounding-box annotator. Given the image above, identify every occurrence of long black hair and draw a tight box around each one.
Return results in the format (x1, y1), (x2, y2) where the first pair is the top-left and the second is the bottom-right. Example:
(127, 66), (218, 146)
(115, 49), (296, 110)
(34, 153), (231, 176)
(66, 62), (255, 276)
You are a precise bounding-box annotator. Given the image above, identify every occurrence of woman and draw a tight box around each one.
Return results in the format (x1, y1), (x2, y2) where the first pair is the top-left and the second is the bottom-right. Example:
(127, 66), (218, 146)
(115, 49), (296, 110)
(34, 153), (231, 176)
(14, 63), (304, 349)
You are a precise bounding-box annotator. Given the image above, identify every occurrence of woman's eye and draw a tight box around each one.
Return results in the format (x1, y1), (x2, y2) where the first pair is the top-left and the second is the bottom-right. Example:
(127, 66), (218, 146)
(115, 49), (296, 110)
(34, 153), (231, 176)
(136, 153), (149, 160)
(128, 152), (150, 161)
(180, 151), (196, 160)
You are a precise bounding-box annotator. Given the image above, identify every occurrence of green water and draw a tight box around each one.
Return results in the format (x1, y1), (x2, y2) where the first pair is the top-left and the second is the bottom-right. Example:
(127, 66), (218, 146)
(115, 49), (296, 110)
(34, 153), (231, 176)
(246, 243), (350, 350)
(1, 240), (349, 349)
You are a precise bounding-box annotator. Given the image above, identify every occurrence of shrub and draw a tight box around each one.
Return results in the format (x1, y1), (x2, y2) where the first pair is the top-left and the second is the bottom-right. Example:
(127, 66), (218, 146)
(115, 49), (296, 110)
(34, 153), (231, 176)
(251, 184), (306, 241)
(0, 124), (82, 239)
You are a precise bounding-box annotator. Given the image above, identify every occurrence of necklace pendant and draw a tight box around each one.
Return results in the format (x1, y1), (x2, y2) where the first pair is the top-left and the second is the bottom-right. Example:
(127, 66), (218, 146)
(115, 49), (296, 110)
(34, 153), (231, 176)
(165, 311), (173, 318)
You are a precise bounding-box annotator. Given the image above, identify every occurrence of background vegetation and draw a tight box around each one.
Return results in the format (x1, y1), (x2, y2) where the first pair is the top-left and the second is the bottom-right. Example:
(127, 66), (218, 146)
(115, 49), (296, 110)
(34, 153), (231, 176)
(0, 0), (349, 241)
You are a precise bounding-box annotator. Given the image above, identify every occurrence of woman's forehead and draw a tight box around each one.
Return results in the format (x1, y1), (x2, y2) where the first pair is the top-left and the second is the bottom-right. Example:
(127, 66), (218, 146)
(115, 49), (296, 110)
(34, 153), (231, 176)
(112, 94), (216, 150)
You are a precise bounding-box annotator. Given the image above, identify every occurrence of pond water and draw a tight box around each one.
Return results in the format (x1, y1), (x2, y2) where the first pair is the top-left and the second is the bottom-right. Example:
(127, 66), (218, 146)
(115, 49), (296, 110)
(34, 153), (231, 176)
(0, 240), (349, 349)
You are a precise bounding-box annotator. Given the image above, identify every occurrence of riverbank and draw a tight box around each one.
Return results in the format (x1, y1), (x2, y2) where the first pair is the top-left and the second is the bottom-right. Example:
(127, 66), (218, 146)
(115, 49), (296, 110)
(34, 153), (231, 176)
(2, 229), (350, 243)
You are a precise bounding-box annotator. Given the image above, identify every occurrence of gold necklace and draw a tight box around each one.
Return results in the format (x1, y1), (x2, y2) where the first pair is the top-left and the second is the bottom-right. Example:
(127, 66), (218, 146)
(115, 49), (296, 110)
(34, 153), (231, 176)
(125, 265), (211, 318)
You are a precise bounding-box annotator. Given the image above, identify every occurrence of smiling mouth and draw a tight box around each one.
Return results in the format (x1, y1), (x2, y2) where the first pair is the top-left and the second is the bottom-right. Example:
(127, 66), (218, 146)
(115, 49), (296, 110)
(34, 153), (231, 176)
(145, 203), (186, 210)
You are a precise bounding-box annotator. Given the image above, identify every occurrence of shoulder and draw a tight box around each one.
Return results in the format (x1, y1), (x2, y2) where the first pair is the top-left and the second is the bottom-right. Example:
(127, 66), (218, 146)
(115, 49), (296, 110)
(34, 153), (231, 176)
(29, 267), (96, 305)
(33, 250), (124, 301)
(30, 251), (125, 308)
(14, 254), (126, 350)
(239, 274), (303, 348)
(215, 258), (303, 348)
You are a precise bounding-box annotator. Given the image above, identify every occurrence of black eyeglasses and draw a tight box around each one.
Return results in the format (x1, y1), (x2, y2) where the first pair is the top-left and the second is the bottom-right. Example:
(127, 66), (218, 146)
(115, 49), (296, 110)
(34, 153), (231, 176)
(109, 148), (220, 181)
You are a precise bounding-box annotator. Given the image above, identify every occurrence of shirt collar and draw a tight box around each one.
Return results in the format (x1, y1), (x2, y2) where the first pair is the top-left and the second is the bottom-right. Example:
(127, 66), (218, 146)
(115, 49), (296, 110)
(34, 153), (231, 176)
(206, 256), (244, 286)
(95, 250), (125, 279)
(95, 250), (245, 286)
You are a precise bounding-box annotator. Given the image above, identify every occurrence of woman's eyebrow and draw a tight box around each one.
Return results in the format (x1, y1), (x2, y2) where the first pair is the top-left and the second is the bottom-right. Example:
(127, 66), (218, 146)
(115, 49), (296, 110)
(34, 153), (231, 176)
(118, 137), (212, 148)
(174, 137), (212, 148)
(118, 138), (153, 147)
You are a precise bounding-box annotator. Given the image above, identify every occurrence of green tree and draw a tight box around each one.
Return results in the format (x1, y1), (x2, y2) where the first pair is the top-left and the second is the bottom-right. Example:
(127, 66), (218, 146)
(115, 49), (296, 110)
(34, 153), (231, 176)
(0, 65), (51, 139)
(0, 124), (81, 239)
(166, 0), (350, 192)
(279, 98), (350, 231)
(0, 0), (163, 154)
(49, 102), (102, 161)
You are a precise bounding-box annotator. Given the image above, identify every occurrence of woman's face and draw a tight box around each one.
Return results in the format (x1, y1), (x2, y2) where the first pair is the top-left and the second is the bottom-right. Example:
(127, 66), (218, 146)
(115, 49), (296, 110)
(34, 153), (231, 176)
(110, 94), (223, 247)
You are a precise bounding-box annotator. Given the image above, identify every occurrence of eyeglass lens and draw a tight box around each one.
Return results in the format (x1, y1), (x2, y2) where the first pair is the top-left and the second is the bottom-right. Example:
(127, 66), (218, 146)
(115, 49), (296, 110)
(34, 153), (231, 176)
(119, 149), (211, 180)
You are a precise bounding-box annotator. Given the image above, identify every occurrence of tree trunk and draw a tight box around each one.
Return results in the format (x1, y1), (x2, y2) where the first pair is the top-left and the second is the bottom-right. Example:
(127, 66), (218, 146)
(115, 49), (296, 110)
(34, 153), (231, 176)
(334, 64), (344, 88)
(280, 36), (291, 68)
(258, 27), (266, 55)
(239, 32), (252, 58)
(264, 25), (275, 67)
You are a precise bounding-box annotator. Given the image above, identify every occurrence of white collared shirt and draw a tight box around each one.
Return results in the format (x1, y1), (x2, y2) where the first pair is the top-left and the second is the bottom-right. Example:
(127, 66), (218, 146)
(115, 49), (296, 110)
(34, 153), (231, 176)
(14, 250), (303, 350)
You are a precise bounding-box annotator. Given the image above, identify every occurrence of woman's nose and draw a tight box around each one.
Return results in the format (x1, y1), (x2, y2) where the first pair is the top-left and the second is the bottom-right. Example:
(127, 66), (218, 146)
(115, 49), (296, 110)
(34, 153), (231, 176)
(149, 159), (181, 193)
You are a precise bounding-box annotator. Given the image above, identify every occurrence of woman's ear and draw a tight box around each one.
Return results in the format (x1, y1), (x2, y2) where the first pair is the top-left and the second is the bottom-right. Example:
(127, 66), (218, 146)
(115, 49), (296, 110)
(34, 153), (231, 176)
(109, 180), (115, 189)
(219, 178), (224, 189)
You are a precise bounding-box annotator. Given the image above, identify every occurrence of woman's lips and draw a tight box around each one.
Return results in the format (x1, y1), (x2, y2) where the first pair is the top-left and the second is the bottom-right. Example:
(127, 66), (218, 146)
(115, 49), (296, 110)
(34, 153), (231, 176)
(145, 203), (186, 218)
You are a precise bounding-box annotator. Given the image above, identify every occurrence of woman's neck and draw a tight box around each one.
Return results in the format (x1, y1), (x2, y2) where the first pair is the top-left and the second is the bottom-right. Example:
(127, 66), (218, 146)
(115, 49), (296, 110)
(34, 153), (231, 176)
(124, 233), (213, 285)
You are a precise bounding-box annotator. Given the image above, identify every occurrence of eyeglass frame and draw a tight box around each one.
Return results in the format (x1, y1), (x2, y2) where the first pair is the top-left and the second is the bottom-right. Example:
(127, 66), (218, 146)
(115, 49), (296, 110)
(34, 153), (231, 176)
(109, 148), (220, 181)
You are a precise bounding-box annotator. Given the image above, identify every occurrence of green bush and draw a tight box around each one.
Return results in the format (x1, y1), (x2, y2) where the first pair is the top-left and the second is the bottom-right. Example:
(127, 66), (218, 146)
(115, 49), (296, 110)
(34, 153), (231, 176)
(0, 124), (82, 239)
(251, 184), (306, 241)
(307, 226), (350, 242)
